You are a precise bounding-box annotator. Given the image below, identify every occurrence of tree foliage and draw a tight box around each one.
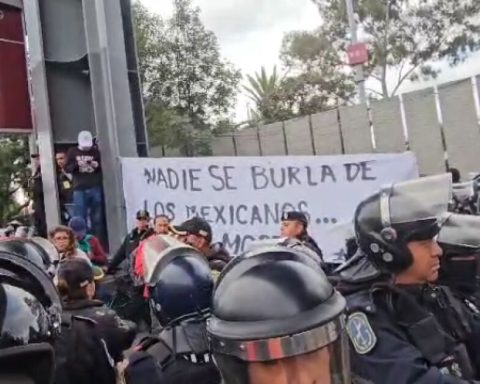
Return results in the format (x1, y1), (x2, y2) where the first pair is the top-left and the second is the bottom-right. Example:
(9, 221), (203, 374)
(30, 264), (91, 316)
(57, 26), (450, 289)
(247, 32), (357, 122)
(243, 66), (293, 124)
(133, 0), (241, 156)
(310, 0), (480, 97)
(0, 136), (30, 225)
(280, 31), (356, 114)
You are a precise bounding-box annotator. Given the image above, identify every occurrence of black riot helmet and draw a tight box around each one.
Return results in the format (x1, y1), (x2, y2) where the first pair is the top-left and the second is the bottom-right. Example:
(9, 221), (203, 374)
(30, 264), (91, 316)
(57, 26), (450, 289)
(0, 238), (59, 277)
(207, 246), (350, 384)
(354, 174), (452, 274)
(245, 237), (323, 265)
(0, 251), (61, 384)
(142, 235), (214, 327)
(437, 213), (480, 295)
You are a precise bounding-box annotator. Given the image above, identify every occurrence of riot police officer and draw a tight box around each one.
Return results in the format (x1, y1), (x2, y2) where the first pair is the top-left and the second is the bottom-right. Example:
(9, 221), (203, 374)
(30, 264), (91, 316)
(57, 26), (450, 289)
(280, 211), (324, 263)
(345, 173), (480, 383)
(207, 245), (351, 384)
(123, 235), (221, 384)
(0, 250), (61, 384)
(437, 213), (480, 305)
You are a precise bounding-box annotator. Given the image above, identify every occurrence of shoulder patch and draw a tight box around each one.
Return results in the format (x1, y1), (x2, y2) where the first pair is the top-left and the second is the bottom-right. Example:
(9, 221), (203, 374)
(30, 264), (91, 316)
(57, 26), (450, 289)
(346, 312), (377, 355)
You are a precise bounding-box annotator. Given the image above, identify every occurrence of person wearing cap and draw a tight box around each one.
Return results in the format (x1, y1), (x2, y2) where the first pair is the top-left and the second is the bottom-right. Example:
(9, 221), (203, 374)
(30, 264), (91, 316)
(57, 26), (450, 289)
(57, 258), (136, 365)
(107, 210), (154, 274)
(66, 130), (105, 244)
(343, 174), (480, 383)
(280, 211), (324, 263)
(207, 244), (351, 383)
(69, 216), (107, 266)
(175, 217), (231, 274)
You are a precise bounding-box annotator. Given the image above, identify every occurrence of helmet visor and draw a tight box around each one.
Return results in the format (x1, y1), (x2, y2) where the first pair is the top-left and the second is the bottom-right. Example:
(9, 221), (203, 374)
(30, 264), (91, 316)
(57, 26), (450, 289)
(438, 214), (480, 250)
(383, 174), (452, 227)
(142, 235), (202, 285)
(210, 316), (345, 363)
(243, 331), (350, 384)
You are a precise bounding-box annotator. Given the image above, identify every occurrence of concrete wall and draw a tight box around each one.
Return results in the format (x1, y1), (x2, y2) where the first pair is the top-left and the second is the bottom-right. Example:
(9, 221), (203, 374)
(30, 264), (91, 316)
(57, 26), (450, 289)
(159, 75), (480, 177)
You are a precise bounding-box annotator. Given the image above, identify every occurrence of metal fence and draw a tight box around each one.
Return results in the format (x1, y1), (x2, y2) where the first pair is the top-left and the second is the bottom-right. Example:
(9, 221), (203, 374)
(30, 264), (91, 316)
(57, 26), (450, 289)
(204, 76), (480, 177)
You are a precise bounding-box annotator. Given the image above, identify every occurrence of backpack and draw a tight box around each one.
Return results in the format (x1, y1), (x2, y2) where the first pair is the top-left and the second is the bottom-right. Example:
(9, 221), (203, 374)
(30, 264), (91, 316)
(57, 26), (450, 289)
(54, 314), (116, 384)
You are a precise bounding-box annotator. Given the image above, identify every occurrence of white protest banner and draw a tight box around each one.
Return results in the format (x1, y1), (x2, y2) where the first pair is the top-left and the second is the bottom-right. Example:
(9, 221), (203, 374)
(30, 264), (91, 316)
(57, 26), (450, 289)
(121, 152), (418, 262)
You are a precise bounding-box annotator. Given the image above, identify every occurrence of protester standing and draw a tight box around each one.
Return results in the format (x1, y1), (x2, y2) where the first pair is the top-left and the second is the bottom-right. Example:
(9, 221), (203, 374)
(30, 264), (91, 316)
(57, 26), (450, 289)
(66, 131), (105, 243)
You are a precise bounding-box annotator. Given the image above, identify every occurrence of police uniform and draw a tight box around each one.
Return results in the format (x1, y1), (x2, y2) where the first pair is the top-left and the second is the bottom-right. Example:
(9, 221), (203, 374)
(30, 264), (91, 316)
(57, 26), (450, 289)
(437, 213), (480, 375)
(438, 214), (480, 308)
(208, 245), (350, 384)
(124, 236), (221, 384)
(344, 174), (480, 383)
(281, 211), (324, 263)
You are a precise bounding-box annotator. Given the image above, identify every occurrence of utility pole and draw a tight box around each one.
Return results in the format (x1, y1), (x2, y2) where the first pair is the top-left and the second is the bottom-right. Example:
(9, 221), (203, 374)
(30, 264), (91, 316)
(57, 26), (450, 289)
(345, 0), (367, 105)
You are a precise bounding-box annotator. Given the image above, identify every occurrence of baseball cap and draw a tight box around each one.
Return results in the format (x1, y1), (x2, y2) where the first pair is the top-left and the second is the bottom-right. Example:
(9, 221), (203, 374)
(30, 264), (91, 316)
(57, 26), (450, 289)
(78, 130), (93, 149)
(57, 258), (94, 290)
(176, 217), (212, 243)
(136, 210), (151, 220)
(69, 216), (87, 238)
(281, 211), (308, 227)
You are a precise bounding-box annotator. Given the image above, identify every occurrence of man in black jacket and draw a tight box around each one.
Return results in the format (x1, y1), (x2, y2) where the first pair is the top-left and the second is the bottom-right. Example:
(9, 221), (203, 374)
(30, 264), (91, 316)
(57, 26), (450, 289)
(106, 210), (154, 330)
(107, 210), (154, 274)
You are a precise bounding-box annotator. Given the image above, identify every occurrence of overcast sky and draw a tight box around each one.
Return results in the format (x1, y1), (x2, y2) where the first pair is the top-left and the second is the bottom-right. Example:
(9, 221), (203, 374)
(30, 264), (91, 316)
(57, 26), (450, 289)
(139, 0), (480, 121)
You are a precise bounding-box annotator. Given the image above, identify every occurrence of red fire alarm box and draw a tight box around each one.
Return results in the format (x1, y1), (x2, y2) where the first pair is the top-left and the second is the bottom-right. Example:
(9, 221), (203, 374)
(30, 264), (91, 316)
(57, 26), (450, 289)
(347, 42), (369, 66)
(0, 4), (32, 131)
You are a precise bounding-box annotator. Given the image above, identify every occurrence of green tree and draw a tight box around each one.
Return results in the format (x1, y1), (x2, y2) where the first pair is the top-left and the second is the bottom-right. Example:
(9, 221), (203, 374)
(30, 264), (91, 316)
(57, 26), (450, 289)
(310, 0), (480, 97)
(243, 66), (293, 124)
(0, 135), (30, 225)
(133, 0), (241, 156)
(132, 1), (165, 89)
(280, 30), (356, 114)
